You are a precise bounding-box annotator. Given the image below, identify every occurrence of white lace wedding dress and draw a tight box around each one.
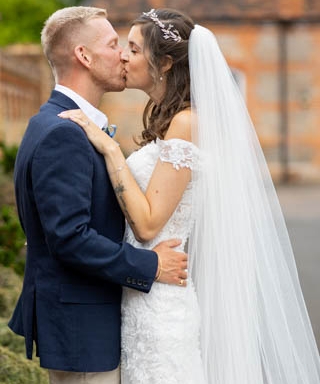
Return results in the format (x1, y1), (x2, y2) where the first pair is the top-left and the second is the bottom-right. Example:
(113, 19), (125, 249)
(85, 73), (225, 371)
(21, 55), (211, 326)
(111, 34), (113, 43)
(121, 138), (206, 384)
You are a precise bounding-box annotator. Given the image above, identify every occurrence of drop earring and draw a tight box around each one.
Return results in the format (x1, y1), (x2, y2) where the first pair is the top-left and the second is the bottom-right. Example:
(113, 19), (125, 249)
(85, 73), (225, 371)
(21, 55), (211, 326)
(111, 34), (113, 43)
(160, 76), (163, 81)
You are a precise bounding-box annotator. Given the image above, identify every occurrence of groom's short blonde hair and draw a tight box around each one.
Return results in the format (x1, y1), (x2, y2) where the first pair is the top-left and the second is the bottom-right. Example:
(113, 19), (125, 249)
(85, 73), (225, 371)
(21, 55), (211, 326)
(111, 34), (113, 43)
(41, 6), (107, 78)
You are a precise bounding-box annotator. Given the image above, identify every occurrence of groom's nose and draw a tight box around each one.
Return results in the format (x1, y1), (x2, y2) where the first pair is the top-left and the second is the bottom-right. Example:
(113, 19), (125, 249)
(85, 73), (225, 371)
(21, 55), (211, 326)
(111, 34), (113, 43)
(121, 46), (129, 62)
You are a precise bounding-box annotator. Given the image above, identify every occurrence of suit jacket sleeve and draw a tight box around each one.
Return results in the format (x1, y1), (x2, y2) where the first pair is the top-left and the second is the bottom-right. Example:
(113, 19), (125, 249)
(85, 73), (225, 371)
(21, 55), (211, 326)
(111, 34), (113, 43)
(31, 122), (158, 292)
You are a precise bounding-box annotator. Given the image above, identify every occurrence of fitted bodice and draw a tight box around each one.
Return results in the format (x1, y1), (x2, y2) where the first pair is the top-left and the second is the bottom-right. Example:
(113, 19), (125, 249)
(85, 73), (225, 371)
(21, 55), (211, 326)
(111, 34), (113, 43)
(124, 138), (198, 251)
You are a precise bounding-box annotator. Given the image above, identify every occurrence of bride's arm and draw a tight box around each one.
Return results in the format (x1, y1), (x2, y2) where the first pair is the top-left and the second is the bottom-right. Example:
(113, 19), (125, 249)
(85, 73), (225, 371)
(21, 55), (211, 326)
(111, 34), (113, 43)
(58, 109), (192, 243)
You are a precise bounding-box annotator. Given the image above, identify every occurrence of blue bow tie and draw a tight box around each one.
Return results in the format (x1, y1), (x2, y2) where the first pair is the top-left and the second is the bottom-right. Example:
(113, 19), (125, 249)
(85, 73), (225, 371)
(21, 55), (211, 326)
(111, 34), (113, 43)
(102, 124), (117, 138)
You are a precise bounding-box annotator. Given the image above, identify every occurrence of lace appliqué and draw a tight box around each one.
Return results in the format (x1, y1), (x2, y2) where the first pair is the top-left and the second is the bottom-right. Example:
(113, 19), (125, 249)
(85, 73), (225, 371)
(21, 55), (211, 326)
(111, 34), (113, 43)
(157, 138), (197, 170)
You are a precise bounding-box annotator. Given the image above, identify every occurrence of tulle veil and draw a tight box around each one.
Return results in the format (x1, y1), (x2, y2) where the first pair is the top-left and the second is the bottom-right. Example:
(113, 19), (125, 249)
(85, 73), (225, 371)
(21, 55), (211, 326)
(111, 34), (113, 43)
(188, 25), (320, 383)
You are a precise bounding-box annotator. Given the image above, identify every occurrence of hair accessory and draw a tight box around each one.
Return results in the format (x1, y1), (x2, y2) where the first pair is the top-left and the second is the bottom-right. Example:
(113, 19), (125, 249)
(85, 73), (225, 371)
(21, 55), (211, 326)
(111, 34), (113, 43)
(142, 9), (182, 42)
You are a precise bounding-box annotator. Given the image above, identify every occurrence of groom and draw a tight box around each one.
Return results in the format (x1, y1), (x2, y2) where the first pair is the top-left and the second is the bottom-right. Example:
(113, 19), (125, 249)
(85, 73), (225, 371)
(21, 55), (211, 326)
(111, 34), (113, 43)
(8, 6), (187, 384)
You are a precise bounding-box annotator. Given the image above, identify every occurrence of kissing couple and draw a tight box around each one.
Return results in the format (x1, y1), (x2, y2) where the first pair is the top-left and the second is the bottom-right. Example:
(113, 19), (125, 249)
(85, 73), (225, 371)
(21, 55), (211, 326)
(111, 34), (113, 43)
(9, 5), (320, 384)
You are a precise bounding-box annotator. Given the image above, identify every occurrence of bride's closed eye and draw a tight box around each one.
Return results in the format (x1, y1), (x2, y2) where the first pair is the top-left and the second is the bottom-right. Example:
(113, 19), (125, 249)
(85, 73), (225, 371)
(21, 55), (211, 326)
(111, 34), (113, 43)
(128, 41), (141, 55)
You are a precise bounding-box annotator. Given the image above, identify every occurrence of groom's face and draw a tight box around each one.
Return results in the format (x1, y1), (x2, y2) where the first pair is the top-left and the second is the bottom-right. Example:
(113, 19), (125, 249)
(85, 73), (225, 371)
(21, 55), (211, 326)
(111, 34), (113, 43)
(84, 18), (126, 92)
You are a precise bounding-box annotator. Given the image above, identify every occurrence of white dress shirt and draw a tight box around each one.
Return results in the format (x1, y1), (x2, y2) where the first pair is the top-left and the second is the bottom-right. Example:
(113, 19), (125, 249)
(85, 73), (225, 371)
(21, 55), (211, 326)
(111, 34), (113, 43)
(55, 84), (108, 129)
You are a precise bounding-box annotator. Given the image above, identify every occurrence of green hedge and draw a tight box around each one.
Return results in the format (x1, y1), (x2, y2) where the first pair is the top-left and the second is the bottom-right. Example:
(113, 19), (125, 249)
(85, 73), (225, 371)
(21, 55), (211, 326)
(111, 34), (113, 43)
(0, 265), (24, 355)
(0, 205), (26, 276)
(0, 265), (48, 383)
(0, 317), (25, 355)
(0, 346), (48, 384)
(0, 142), (18, 175)
(0, 265), (22, 318)
(0, 139), (49, 383)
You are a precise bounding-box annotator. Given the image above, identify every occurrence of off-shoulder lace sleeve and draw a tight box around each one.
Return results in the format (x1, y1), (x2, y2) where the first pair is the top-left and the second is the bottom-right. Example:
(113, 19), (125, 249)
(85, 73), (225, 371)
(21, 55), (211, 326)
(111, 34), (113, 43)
(157, 138), (198, 170)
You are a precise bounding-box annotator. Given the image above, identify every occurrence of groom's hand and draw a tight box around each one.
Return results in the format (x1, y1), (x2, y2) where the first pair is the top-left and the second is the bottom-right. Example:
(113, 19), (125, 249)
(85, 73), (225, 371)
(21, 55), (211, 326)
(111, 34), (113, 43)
(152, 239), (188, 287)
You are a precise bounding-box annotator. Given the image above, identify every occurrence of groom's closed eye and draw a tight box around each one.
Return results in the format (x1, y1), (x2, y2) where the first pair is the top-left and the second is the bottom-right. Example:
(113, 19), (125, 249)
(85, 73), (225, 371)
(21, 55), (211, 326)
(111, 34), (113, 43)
(107, 38), (120, 50)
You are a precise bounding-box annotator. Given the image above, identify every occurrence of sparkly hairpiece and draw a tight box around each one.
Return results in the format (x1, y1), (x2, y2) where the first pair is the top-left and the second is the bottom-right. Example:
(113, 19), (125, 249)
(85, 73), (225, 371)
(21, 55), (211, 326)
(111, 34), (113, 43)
(142, 9), (182, 42)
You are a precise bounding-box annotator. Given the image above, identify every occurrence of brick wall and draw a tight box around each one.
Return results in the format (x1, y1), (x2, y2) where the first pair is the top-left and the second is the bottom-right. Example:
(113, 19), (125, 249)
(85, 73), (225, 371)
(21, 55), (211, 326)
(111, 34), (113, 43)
(101, 20), (320, 182)
(0, 45), (52, 145)
(286, 23), (320, 182)
(91, 0), (320, 22)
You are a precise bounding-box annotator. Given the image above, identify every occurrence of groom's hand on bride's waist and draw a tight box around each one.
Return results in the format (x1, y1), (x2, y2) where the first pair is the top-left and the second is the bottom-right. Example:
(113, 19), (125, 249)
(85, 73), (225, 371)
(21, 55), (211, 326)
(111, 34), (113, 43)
(152, 239), (187, 287)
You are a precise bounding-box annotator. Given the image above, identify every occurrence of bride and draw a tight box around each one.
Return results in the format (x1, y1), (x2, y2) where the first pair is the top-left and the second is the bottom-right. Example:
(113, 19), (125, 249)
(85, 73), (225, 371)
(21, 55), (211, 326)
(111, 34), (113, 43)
(59, 8), (320, 384)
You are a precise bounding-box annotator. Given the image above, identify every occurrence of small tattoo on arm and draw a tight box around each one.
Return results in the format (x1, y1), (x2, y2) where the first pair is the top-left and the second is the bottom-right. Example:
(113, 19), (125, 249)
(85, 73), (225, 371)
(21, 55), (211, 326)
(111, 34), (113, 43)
(114, 183), (125, 195)
(114, 182), (135, 227)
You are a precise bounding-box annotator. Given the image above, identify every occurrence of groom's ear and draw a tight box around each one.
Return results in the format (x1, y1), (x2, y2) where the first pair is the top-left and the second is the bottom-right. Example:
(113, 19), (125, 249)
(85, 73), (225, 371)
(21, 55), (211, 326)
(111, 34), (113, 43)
(74, 45), (92, 68)
(161, 55), (173, 74)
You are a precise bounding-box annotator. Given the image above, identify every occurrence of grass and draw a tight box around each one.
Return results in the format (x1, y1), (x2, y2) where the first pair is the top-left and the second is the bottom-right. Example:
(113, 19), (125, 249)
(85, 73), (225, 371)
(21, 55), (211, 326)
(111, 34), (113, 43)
(0, 346), (48, 384)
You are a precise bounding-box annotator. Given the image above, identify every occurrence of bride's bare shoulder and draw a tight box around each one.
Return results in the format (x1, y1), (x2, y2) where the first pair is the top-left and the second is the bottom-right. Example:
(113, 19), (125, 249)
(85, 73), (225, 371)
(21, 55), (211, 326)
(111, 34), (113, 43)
(164, 109), (192, 142)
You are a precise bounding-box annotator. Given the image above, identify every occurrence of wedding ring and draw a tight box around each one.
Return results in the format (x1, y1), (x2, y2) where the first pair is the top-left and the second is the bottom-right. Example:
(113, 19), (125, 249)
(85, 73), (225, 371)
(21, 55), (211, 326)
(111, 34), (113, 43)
(179, 279), (184, 286)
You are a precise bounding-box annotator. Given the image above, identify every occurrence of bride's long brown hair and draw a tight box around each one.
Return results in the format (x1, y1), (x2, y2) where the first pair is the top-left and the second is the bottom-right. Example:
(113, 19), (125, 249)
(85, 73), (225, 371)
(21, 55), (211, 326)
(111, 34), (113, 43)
(132, 9), (195, 146)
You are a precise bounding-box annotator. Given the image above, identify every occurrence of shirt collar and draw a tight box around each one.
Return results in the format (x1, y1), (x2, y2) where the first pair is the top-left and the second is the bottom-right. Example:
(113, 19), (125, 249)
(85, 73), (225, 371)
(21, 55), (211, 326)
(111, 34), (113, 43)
(55, 84), (108, 129)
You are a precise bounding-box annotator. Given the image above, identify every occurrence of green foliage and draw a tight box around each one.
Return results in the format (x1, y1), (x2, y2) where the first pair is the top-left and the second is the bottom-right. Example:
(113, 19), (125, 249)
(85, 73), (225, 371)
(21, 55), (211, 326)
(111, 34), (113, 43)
(0, 169), (15, 207)
(0, 317), (25, 355)
(0, 141), (18, 174)
(0, 265), (47, 383)
(0, 0), (83, 46)
(0, 205), (26, 276)
(0, 345), (49, 384)
(0, 264), (22, 318)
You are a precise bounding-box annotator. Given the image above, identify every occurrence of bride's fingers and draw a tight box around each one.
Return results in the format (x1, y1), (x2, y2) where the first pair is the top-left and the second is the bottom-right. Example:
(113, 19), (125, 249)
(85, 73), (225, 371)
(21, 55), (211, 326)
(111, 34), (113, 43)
(58, 109), (83, 117)
(58, 110), (91, 125)
(58, 113), (95, 132)
(70, 116), (91, 129)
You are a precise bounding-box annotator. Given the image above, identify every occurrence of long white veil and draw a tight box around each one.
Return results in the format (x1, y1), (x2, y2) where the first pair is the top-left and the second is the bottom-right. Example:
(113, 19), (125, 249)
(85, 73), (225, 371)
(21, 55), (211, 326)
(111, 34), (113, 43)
(188, 25), (320, 383)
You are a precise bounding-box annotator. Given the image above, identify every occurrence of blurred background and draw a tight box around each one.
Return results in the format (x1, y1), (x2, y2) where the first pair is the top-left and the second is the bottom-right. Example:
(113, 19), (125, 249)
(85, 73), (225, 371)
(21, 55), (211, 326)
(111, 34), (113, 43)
(0, 0), (319, 382)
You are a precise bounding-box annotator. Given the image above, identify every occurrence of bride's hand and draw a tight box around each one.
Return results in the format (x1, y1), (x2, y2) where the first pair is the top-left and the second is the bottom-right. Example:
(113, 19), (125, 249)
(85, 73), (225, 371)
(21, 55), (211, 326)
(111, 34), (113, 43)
(58, 109), (118, 155)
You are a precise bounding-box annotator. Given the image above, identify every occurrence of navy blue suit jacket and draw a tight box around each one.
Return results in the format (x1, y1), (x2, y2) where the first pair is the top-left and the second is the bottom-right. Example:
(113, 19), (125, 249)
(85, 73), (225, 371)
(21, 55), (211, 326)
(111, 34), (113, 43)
(8, 90), (158, 372)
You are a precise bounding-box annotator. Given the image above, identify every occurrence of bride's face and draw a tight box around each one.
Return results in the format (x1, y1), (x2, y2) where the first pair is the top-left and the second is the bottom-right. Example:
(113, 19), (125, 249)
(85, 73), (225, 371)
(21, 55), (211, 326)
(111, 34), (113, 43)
(121, 25), (154, 93)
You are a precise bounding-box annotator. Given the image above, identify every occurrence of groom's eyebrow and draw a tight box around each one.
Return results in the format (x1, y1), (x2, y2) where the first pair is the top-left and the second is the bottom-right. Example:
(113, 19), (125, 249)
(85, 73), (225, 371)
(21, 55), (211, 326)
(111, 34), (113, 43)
(106, 32), (119, 44)
(105, 36), (119, 47)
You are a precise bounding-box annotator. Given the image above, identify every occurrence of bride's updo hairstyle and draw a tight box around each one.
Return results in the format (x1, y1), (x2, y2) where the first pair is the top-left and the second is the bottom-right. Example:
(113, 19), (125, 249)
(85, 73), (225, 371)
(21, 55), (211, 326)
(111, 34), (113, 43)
(133, 9), (195, 146)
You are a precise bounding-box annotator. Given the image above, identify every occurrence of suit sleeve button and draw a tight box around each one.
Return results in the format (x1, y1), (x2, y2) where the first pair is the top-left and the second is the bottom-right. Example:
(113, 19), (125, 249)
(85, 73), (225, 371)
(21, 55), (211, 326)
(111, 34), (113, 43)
(132, 278), (136, 285)
(137, 279), (142, 286)
(126, 277), (132, 284)
(143, 281), (148, 287)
